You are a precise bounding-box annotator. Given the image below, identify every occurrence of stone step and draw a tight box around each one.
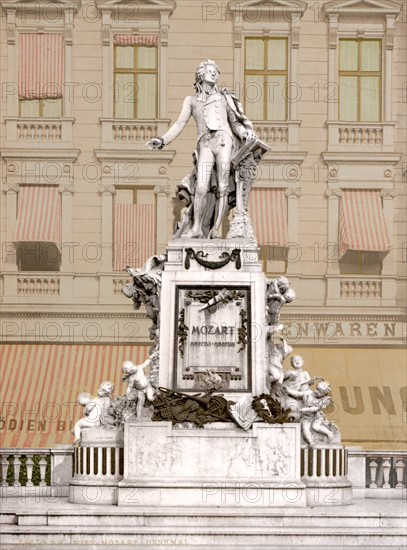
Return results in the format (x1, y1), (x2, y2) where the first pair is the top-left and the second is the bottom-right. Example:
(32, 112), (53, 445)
(5, 509), (406, 529)
(1, 524), (406, 548)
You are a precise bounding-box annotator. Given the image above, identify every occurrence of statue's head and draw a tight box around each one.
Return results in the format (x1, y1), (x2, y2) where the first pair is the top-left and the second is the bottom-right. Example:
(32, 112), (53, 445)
(97, 381), (115, 397)
(315, 381), (331, 397)
(290, 355), (304, 369)
(78, 392), (91, 406)
(194, 59), (220, 92)
(122, 360), (134, 374)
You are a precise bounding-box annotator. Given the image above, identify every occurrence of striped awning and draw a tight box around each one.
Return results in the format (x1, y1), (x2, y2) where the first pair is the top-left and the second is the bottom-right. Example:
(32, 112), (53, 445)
(18, 33), (64, 99)
(113, 35), (158, 46)
(248, 188), (288, 246)
(0, 344), (151, 448)
(340, 190), (391, 258)
(114, 204), (156, 271)
(14, 185), (62, 248)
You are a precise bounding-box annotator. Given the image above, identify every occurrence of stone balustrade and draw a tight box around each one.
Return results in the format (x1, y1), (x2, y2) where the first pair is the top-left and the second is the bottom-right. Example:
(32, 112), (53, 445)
(254, 123), (288, 144)
(367, 454), (407, 489)
(340, 278), (382, 299)
(112, 121), (158, 142)
(113, 277), (131, 296)
(0, 447), (73, 496)
(4, 117), (74, 145)
(301, 446), (348, 480)
(17, 121), (62, 141)
(338, 125), (383, 145)
(17, 275), (60, 295)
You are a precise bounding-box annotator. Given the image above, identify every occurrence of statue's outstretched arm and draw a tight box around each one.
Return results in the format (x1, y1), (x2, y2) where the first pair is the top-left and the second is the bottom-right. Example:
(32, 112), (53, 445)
(147, 96), (192, 149)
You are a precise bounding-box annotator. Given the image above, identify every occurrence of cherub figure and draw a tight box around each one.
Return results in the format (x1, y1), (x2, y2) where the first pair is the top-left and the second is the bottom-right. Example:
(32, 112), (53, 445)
(72, 381), (115, 444)
(283, 381), (336, 447)
(122, 357), (156, 420)
(283, 355), (313, 392)
(267, 336), (293, 385)
(266, 276), (296, 334)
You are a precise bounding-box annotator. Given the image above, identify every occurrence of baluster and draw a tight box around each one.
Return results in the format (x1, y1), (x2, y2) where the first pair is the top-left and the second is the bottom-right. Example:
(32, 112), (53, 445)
(320, 448), (325, 477)
(106, 448), (112, 476)
(382, 457), (391, 488)
(25, 455), (34, 487)
(311, 448), (317, 478)
(98, 447), (103, 477)
(369, 457), (378, 488)
(394, 459), (406, 488)
(39, 456), (47, 486)
(13, 454), (21, 486)
(1, 456), (9, 486)
(328, 449), (334, 478)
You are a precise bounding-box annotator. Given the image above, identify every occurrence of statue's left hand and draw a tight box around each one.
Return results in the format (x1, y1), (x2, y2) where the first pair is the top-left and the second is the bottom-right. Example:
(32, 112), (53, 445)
(242, 129), (256, 141)
(146, 138), (164, 150)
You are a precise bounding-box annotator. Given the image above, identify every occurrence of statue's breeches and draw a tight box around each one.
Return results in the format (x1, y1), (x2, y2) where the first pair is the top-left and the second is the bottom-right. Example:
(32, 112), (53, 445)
(196, 131), (233, 197)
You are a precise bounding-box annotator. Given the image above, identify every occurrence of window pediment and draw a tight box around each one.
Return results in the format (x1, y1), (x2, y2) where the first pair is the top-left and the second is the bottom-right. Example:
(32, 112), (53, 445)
(323, 0), (402, 18)
(228, 0), (307, 17)
(95, 0), (176, 14)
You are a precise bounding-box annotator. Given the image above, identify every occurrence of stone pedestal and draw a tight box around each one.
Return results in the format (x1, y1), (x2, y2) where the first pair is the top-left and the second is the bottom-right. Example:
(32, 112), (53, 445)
(159, 239), (269, 400)
(118, 421), (307, 507)
(69, 428), (124, 505)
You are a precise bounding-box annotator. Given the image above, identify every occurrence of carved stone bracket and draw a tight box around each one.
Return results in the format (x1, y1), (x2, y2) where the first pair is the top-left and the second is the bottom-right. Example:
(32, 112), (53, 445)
(326, 188), (342, 198)
(98, 184), (116, 195)
(380, 189), (397, 199)
(285, 187), (302, 198)
(185, 248), (242, 270)
(58, 183), (75, 195)
(154, 185), (170, 196)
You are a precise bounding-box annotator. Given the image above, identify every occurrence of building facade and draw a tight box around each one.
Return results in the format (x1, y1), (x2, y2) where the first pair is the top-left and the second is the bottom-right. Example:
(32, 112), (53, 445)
(0, 0), (406, 451)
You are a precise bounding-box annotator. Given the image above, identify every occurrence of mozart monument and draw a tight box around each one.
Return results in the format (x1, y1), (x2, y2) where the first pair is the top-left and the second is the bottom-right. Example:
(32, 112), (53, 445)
(69, 60), (352, 508)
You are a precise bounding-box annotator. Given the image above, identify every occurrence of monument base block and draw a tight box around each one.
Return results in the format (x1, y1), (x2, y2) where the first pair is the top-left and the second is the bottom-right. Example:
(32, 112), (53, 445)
(118, 421), (307, 508)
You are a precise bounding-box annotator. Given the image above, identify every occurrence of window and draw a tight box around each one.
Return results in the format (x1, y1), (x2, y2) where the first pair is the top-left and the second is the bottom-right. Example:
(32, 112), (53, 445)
(113, 188), (156, 270)
(18, 33), (64, 118)
(113, 37), (158, 119)
(14, 185), (62, 272)
(339, 39), (382, 122)
(339, 250), (383, 275)
(338, 189), (390, 275)
(244, 37), (288, 122)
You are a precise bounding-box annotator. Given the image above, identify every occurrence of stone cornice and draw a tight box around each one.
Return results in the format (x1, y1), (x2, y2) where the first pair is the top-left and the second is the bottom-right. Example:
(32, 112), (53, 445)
(94, 149), (176, 163)
(321, 152), (401, 165)
(0, 0), (81, 13)
(260, 151), (307, 165)
(0, 149), (81, 162)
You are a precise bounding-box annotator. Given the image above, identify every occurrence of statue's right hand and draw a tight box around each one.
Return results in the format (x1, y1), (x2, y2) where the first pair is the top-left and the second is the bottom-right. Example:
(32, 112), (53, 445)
(146, 138), (164, 150)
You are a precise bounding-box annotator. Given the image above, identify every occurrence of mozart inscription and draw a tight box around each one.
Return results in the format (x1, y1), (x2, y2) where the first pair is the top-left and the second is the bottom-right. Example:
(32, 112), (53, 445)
(173, 285), (252, 392)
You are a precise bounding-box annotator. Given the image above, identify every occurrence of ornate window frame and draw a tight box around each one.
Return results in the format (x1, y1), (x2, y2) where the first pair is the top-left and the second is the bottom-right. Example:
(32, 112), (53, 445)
(228, 0), (307, 151)
(0, 0), (80, 148)
(323, 0), (402, 153)
(95, 0), (175, 149)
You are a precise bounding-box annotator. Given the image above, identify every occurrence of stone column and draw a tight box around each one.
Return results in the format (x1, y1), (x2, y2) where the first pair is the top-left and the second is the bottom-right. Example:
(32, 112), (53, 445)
(58, 183), (75, 299)
(285, 187), (301, 275)
(159, 13), (169, 118)
(2, 182), (19, 298)
(380, 188), (397, 306)
(325, 188), (342, 303)
(327, 15), (338, 122)
(101, 9), (112, 118)
(154, 185), (170, 254)
(98, 184), (115, 303)
(5, 8), (18, 117)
